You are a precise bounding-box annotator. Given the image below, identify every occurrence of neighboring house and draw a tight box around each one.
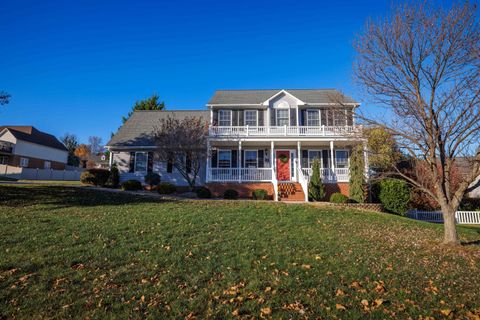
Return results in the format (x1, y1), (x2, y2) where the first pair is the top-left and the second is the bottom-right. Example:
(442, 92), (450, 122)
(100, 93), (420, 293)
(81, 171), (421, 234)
(107, 89), (368, 201)
(0, 126), (68, 170)
(88, 153), (110, 169)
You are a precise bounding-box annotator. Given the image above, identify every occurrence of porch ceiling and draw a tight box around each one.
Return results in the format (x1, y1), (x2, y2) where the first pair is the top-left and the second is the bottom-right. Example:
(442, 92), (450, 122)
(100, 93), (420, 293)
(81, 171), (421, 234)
(210, 140), (361, 148)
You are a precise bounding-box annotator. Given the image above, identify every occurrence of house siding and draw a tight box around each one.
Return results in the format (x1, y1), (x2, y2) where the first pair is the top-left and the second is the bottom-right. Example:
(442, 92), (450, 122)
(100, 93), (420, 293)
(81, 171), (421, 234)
(112, 151), (206, 186)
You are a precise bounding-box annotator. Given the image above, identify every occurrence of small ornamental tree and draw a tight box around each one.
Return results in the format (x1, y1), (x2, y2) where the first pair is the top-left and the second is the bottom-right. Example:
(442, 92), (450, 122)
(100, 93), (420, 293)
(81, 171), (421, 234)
(349, 145), (366, 203)
(308, 158), (325, 201)
(154, 115), (208, 191)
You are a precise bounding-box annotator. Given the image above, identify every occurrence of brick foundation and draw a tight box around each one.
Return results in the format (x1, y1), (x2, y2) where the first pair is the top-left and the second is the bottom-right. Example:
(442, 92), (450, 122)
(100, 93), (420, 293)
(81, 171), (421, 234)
(325, 183), (350, 199)
(206, 182), (274, 199)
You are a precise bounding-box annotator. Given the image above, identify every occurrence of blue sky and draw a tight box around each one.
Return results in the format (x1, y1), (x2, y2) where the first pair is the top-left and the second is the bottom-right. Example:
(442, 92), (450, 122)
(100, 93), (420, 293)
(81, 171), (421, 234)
(0, 0), (393, 143)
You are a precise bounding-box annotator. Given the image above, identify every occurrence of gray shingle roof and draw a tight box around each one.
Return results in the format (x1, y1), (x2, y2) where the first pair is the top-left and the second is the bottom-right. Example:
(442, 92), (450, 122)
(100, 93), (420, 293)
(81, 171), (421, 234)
(107, 110), (209, 147)
(207, 89), (357, 105)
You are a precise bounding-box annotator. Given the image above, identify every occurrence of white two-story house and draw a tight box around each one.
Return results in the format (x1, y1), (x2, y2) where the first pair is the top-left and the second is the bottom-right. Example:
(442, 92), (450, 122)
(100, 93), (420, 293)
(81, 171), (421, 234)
(107, 89), (368, 201)
(204, 89), (367, 201)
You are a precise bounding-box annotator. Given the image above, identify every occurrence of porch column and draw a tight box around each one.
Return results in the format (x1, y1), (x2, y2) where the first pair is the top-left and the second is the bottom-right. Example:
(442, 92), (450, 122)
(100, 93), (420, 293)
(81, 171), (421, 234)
(297, 141), (301, 168)
(238, 140), (242, 183)
(330, 140), (335, 174)
(271, 141), (275, 176)
(108, 150), (113, 169)
(363, 139), (369, 180)
(206, 140), (211, 182)
(267, 108), (271, 134)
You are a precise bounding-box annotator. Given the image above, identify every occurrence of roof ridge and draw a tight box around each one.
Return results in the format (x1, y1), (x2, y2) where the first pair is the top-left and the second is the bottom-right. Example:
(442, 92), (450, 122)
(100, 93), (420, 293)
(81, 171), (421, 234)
(215, 88), (337, 91)
(133, 109), (206, 112)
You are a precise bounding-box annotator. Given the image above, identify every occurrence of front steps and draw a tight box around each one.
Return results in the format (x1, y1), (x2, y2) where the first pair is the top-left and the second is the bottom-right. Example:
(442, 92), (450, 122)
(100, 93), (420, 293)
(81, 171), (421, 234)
(277, 182), (306, 201)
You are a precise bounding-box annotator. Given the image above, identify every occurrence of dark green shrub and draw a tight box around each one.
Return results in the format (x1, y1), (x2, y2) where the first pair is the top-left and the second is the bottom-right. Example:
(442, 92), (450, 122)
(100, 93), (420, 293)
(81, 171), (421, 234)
(108, 165), (120, 188)
(196, 187), (212, 199)
(157, 182), (176, 194)
(308, 158), (325, 201)
(377, 178), (411, 215)
(223, 189), (239, 200)
(80, 168), (110, 186)
(252, 189), (268, 200)
(144, 172), (161, 187)
(330, 192), (349, 204)
(121, 179), (142, 191)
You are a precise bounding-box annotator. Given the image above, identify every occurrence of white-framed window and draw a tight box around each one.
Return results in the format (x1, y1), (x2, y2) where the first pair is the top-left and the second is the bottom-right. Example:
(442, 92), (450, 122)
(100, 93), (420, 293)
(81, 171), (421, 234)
(218, 150), (231, 168)
(335, 150), (349, 168)
(334, 109), (347, 126)
(20, 157), (29, 167)
(306, 109), (320, 126)
(308, 150), (323, 168)
(44, 161), (51, 169)
(135, 152), (148, 172)
(218, 110), (232, 127)
(276, 109), (289, 126)
(244, 150), (258, 168)
(244, 110), (258, 126)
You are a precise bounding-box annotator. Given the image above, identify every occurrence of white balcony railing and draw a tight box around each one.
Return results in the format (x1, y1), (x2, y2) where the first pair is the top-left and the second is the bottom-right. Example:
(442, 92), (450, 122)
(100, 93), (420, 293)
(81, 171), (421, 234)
(208, 168), (272, 182)
(302, 168), (350, 182)
(209, 125), (362, 137)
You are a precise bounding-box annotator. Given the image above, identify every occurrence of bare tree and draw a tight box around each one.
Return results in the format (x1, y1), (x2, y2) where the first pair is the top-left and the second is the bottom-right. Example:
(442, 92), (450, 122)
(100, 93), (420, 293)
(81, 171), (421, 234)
(154, 116), (208, 191)
(354, 2), (480, 244)
(88, 136), (103, 154)
(0, 91), (10, 105)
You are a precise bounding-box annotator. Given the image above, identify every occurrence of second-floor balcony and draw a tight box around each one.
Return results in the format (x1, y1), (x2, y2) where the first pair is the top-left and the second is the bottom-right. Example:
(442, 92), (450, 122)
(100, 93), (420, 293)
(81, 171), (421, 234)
(209, 125), (363, 138)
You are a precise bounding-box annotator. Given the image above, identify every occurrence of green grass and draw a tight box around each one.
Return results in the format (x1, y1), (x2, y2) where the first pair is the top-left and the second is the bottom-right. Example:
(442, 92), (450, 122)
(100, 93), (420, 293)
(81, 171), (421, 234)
(0, 185), (479, 319)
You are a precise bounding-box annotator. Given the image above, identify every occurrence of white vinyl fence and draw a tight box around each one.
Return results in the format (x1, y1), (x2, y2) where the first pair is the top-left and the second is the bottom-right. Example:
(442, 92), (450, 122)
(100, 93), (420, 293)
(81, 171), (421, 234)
(407, 209), (480, 224)
(0, 164), (82, 181)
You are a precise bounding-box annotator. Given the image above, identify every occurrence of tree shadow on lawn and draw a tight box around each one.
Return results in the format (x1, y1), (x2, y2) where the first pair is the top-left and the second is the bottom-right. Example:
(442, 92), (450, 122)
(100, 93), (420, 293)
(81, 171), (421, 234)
(0, 185), (168, 209)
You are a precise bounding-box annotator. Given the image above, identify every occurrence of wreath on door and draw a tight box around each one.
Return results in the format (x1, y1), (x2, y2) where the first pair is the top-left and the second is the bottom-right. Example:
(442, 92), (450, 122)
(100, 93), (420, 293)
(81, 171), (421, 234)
(278, 154), (289, 164)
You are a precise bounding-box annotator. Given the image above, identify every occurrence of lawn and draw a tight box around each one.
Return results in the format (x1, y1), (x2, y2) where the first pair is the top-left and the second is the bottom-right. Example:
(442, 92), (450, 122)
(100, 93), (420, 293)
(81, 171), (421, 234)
(0, 185), (479, 319)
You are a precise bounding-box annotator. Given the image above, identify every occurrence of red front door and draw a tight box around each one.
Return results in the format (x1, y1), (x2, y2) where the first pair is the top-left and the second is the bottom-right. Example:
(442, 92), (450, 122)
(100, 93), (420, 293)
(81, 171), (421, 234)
(276, 150), (291, 181)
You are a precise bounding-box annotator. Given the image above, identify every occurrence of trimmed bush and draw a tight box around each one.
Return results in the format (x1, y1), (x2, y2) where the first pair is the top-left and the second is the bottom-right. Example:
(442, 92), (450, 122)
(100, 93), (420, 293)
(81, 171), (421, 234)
(330, 192), (349, 204)
(121, 179), (142, 191)
(308, 158), (325, 201)
(108, 165), (120, 188)
(80, 168), (110, 186)
(144, 172), (161, 188)
(252, 189), (268, 200)
(157, 182), (176, 194)
(196, 187), (212, 199)
(349, 145), (366, 203)
(223, 189), (239, 200)
(376, 178), (411, 215)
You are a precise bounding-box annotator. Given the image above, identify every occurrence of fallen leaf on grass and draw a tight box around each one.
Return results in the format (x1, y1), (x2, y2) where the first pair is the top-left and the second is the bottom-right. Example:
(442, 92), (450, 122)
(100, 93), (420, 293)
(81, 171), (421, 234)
(440, 309), (453, 317)
(336, 304), (347, 311)
(335, 289), (345, 296)
(261, 307), (272, 316)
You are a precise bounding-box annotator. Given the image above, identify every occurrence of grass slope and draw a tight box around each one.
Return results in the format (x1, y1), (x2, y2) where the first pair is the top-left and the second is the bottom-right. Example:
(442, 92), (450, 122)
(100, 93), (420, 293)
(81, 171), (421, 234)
(0, 185), (479, 319)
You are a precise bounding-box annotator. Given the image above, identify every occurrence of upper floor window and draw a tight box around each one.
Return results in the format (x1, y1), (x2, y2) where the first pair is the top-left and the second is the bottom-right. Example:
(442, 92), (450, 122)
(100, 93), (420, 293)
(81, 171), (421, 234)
(20, 157), (29, 167)
(276, 109), (289, 126)
(335, 150), (349, 168)
(244, 150), (258, 168)
(218, 150), (231, 168)
(219, 110), (232, 127)
(44, 161), (51, 169)
(306, 110), (320, 126)
(334, 110), (347, 126)
(244, 110), (258, 126)
(135, 152), (148, 172)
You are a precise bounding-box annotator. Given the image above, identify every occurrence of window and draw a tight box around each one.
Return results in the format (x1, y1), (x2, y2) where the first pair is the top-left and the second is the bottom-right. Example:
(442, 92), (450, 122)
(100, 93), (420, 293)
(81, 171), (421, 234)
(218, 150), (231, 168)
(306, 110), (320, 126)
(276, 109), (289, 126)
(308, 150), (322, 168)
(219, 110), (232, 127)
(20, 157), (29, 167)
(134, 152), (148, 172)
(335, 150), (349, 168)
(0, 156), (7, 165)
(244, 110), (258, 126)
(167, 156), (173, 173)
(44, 161), (51, 169)
(244, 150), (258, 168)
(334, 109), (347, 126)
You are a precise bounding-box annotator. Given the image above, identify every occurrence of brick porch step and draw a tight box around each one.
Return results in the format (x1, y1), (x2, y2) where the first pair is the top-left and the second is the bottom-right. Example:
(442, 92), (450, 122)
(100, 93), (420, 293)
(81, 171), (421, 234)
(278, 182), (305, 201)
